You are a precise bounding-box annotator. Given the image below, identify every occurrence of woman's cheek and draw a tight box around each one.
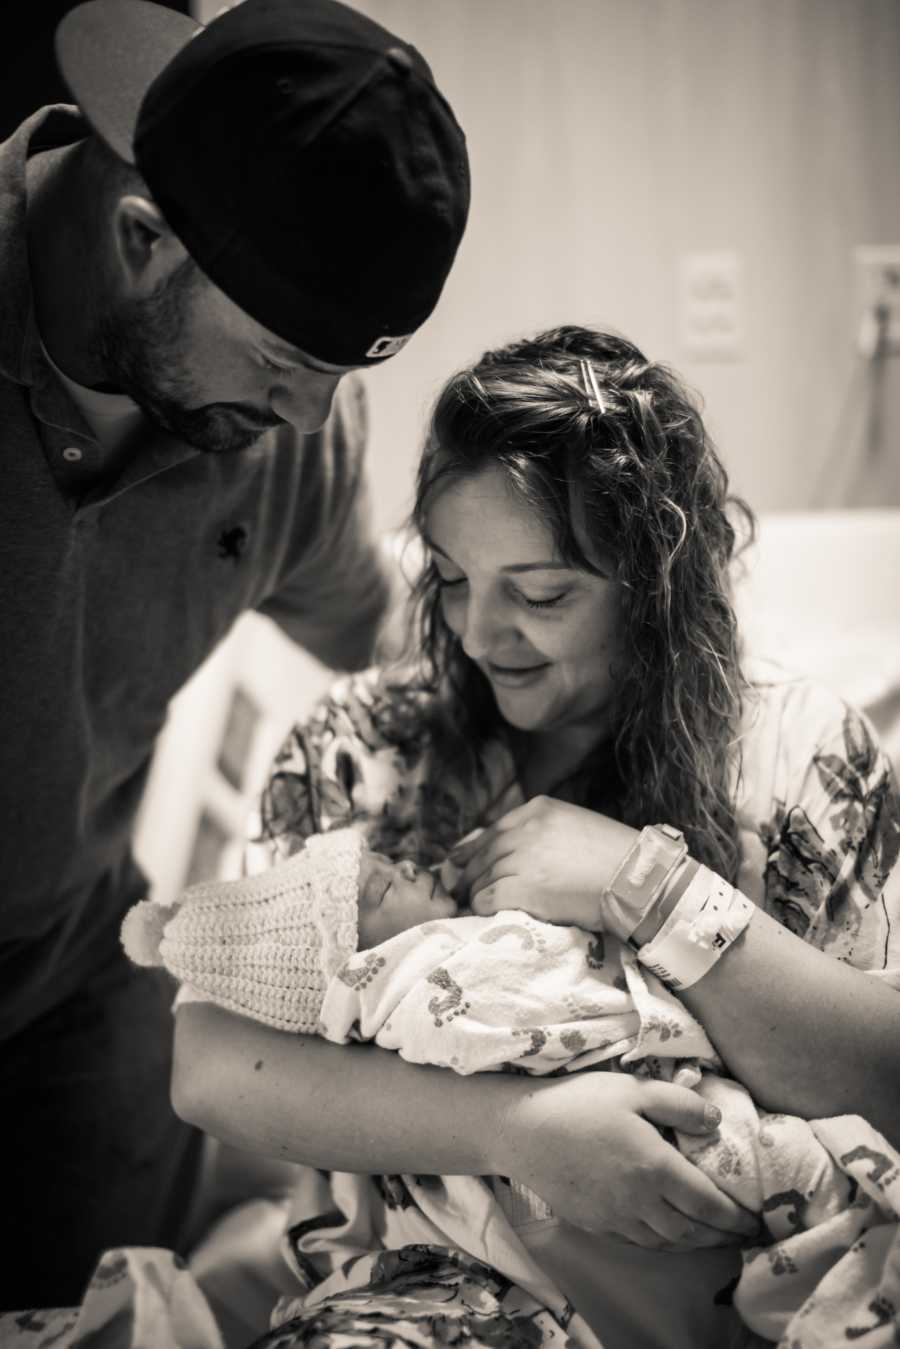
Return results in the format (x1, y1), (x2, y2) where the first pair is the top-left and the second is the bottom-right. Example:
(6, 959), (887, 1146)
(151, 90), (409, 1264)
(440, 590), (464, 635)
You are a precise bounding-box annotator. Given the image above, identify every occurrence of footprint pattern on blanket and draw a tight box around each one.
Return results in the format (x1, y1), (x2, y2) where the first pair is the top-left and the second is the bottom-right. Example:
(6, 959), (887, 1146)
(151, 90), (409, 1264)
(426, 967), (471, 1027)
(763, 1188), (811, 1235)
(511, 1027), (548, 1057)
(585, 933), (605, 968)
(845, 1295), (896, 1341)
(477, 921), (548, 954)
(336, 951), (386, 991)
(839, 1144), (900, 1194)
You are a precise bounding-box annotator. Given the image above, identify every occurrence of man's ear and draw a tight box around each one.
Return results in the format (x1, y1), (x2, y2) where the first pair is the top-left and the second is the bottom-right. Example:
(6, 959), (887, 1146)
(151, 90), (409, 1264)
(111, 193), (188, 295)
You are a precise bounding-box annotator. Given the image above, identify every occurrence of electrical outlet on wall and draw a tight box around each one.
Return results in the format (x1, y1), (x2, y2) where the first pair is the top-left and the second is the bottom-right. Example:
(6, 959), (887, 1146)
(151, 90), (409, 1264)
(853, 246), (900, 358)
(678, 250), (745, 361)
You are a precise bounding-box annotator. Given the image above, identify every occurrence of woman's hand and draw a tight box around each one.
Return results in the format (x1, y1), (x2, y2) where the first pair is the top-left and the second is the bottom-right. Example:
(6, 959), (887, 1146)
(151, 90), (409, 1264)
(451, 795), (638, 930)
(496, 1071), (759, 1250)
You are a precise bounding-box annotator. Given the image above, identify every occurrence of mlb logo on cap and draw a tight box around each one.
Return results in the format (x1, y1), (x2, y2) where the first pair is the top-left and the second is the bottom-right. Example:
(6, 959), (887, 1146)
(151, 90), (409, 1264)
(366, 333), (413, 359)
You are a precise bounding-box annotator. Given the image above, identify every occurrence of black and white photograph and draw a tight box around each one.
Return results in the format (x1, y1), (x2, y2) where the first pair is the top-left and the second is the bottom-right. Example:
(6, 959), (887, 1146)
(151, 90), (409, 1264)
(1, 2), (899, 1345)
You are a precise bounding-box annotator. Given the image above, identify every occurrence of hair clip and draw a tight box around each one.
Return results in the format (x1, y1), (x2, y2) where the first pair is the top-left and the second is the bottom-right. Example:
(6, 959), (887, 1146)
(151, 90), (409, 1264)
(579, 359), (606, 414)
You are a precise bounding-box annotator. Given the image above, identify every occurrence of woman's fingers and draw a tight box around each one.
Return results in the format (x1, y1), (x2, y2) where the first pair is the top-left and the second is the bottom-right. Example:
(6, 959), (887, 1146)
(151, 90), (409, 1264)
(658, 1148), (759, 1239)
(606, 1218), (673, 1249)
(449, 826), (487, 864)
(469, 874), (523, 915)
(455, 832), (520, 901)
(638, 1077), (723, 1136)
(645, 1203), (749, 1250)
(450, 798), (535, 866)
(637, 1082), (759, 1238)
(606, 1209), (742, 1250)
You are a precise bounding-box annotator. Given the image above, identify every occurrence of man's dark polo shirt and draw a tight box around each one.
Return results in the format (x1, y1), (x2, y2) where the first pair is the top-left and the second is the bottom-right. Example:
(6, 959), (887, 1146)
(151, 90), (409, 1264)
(0, 108), (389, 1039)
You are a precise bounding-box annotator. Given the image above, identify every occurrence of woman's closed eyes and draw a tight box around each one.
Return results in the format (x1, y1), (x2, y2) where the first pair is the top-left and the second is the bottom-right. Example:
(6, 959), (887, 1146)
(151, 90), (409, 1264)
(433, 566), (571, 612)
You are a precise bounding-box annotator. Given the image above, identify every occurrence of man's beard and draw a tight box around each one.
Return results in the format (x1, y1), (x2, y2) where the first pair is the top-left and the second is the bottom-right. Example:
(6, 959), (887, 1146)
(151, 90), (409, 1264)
(94, 263), (282, 454)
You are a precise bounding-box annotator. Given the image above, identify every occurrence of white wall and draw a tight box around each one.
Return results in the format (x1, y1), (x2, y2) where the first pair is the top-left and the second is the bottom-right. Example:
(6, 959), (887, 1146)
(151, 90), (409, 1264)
(198, 0), (900, 527)
(147, 0), (900, 897)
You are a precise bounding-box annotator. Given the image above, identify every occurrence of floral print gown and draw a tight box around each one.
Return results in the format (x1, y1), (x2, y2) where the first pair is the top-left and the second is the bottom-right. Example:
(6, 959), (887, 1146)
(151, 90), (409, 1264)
(244, 655), (900, 1349)
(5, 657), (899, 1349)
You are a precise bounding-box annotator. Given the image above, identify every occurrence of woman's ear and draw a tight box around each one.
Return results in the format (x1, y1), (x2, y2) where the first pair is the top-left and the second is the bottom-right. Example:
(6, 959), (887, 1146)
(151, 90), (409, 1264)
(111, 193), (188, 296)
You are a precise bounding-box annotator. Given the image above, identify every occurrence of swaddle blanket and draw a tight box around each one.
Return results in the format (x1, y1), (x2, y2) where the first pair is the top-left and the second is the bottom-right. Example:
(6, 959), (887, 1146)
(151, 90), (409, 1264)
(319, 909), (900, 1347)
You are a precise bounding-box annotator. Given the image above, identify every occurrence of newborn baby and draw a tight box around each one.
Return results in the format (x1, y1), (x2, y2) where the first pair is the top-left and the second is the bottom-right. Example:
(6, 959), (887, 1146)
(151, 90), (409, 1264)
(122, 827), (900, 1346)
(356, 849), (462, 946)
(121, 828), (460, 1036)
(122, 826), (647, 1075)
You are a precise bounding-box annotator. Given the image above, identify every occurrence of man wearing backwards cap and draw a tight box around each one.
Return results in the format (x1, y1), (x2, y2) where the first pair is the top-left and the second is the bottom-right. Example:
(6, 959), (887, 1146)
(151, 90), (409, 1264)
(0, 0), (468, 1308)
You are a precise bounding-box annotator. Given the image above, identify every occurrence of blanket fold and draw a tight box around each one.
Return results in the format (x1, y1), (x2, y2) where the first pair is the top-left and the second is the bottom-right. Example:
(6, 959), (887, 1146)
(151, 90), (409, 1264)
(318, 909), (900, 1347)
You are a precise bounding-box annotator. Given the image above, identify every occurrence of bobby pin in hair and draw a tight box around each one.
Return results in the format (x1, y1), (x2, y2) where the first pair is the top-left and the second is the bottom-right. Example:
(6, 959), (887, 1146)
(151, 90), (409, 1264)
(579, 358), (606, 414)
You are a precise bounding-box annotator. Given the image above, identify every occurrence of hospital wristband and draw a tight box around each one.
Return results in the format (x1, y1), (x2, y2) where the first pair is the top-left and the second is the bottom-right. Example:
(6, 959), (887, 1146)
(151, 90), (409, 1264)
(602, 823), (689, 940)
(636, 865), (755, 990)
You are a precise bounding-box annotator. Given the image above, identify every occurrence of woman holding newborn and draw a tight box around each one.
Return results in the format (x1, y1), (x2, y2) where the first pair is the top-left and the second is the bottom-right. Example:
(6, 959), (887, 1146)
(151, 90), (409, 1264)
(173, 325), (900, 1349)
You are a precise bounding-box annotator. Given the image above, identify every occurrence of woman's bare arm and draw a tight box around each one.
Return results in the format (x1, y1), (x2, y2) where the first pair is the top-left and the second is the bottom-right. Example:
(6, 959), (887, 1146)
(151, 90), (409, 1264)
(680, 907), (900, 1145)
(453, 796), (900, 1146)
(172, 1001), (758, 1246)
(173, 1002), (508, 1175)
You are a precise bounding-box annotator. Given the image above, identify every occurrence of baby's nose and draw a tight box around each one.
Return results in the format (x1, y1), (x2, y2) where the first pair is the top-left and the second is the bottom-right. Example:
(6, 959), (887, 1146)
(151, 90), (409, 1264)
(397, 860), (419, 881)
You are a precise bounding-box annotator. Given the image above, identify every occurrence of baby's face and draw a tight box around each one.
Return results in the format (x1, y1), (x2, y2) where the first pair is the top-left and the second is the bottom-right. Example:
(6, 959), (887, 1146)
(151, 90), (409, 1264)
(357, 852), (459, 949)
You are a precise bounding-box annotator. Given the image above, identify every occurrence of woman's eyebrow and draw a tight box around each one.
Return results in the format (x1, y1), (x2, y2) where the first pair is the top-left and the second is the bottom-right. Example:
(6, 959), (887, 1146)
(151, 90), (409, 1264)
(423, 535), (572, 574)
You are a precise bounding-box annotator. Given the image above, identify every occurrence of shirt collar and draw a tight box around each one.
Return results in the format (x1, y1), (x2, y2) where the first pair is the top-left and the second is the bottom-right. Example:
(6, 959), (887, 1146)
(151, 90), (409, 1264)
(0, 105), (88, 390)
(1, 107), (202, 498)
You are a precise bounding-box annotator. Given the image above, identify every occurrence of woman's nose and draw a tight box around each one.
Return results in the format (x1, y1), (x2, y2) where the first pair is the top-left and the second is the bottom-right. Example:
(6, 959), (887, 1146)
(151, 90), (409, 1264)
(459, 592), (506, 661)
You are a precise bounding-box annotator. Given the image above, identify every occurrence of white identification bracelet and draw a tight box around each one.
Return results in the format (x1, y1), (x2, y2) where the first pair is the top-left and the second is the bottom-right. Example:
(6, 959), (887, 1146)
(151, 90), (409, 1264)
(636, 865), (755, 990)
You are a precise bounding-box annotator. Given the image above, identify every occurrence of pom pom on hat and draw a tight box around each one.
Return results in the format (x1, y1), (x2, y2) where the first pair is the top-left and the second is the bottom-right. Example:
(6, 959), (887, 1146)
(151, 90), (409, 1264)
(119, 828), (365, 1033)
(121, 900), (180, 967)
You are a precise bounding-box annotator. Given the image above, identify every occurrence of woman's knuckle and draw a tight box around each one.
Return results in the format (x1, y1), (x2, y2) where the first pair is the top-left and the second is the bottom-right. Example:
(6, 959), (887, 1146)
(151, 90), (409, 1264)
(644, 1160), (668, 1189)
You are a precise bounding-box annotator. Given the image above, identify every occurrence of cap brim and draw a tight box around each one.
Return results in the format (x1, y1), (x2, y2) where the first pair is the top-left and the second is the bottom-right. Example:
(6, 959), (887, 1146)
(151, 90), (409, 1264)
(56, 0), (200, 164)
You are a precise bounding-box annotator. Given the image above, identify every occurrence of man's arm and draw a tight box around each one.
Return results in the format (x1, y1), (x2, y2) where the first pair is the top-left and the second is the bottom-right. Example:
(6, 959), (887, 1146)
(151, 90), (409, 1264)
(258, 375), (392, 672)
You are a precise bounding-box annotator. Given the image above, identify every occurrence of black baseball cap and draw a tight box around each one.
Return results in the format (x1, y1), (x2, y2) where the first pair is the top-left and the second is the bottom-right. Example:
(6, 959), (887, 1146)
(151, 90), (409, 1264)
(56, 0), (470, 366)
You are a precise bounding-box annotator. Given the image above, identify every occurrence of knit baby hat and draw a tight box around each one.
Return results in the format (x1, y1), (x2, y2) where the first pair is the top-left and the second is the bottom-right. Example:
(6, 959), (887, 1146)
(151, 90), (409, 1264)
(121, 828), (364, 1033)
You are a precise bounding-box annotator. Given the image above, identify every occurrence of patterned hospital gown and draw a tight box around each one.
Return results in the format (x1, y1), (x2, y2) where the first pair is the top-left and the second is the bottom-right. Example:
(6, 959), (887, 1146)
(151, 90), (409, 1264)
(245, 655), (900, 1349)
(4, 658), (900, 1349)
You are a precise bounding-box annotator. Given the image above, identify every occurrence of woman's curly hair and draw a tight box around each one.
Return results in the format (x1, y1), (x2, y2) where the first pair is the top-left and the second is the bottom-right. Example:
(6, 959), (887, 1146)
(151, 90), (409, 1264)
(407, 324), (755, 884)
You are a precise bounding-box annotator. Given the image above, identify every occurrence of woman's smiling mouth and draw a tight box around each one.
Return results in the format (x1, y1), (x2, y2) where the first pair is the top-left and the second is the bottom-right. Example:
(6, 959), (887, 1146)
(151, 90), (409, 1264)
(485, 660), (551, 688)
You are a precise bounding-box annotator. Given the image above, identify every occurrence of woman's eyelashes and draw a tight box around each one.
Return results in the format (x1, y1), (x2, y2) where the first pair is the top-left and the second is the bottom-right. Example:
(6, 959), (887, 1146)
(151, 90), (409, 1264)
(434, 568), (569, 611)
(521, 591), (568, 611)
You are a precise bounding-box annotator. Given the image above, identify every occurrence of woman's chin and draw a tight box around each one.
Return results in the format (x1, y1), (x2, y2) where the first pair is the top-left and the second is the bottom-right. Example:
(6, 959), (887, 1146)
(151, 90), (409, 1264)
(491, 691), (554, 733)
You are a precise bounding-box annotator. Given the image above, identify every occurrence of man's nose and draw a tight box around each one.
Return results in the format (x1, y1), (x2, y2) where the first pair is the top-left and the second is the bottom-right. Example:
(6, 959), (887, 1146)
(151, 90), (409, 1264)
(270, 369), (343, 432)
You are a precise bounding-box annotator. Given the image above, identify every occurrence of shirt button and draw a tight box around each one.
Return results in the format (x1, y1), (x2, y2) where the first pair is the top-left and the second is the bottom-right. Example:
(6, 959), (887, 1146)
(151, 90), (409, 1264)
(385, 45), (414, 75)
(62, 446), (83, 463)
